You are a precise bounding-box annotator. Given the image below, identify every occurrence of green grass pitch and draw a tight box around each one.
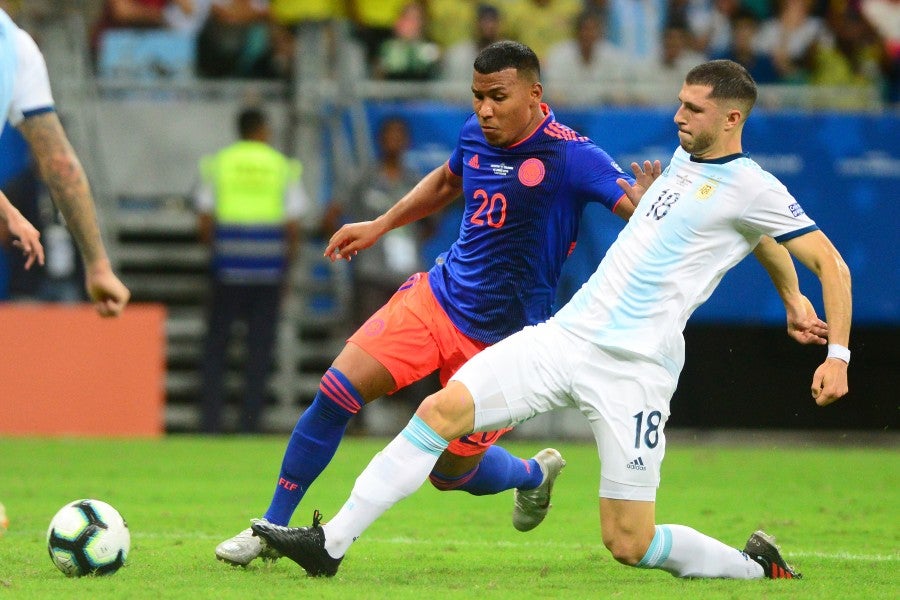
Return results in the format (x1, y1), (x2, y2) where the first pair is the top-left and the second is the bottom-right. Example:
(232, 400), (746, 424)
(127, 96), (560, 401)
(0, 435), (896, 599)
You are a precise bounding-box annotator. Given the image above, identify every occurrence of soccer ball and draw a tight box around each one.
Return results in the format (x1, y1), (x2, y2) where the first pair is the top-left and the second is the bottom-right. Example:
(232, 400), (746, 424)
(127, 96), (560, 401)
(46, 499), (130, 577)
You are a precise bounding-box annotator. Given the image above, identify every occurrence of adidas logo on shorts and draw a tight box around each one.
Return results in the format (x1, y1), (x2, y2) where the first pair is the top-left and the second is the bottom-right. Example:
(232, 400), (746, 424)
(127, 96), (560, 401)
(626, 457), (647, 471)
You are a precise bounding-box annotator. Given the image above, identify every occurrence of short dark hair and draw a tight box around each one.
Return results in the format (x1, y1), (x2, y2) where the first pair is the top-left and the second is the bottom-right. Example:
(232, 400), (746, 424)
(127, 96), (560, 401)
(685, 60), (758, 114)
(238, 107), (268, 138)
(473, 40), (540, 81)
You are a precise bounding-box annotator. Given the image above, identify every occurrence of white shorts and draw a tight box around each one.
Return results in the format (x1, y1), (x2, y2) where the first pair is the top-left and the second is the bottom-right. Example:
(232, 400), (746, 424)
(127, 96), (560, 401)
(451, 321), (677, 501)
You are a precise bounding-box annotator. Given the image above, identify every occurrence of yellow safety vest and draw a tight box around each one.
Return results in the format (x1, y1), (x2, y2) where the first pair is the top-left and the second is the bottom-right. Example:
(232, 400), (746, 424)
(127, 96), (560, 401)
(200, 141), (301, 283)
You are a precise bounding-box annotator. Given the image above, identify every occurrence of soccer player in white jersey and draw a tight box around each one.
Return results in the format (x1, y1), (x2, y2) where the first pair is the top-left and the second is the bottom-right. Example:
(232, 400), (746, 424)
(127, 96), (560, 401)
(0, 9), (129, 316)
(0, 10), (42, 268)
(252, 59), (851, 580)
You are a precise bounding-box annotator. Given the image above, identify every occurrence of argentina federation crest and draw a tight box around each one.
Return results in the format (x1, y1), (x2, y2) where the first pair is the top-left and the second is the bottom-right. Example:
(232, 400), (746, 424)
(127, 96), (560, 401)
(695, 180), (717, 201)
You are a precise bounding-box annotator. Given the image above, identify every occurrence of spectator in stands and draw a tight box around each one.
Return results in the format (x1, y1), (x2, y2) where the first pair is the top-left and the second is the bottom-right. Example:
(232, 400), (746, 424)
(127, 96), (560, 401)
(267, 0), (349, 81)
(860, 0), (900, 103)
(501, 0), (584, 60)
(321, 116), (433, 328)
(678, 0), (742, 56)
(92, 0), (193, 61)
(642, 22), (707, 97)
(347, 0), (409, 73)
(543, 9), (635, 104)
(754, 0), (829, 83)
(712, 9), (781, 84)
(440, 3), (504, 83)
(195, 0), (280, 79)
(427, 0), (487, 51)
(605, 0), (669, 62)
(810, 10), (883, 99)
(195, 107), (309, 434)
(374, 1), (441, 81)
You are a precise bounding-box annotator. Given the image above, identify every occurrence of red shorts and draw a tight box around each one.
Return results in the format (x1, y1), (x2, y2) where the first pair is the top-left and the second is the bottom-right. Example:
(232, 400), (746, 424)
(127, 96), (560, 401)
(348, 272), (513, 456)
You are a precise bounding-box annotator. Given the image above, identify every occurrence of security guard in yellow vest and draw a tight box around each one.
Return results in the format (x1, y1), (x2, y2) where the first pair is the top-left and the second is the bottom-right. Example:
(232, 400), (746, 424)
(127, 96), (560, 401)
(195, 107), (308, 433)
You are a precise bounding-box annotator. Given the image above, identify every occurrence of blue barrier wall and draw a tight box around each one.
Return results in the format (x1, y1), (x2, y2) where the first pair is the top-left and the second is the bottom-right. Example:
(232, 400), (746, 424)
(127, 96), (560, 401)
(366, 102), (899, 326)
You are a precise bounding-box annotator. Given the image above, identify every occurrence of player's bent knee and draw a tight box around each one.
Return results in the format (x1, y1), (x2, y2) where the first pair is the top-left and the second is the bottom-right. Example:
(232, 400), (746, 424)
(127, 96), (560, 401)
(415, 383), (474, 440)
(602, 532), (650, 567)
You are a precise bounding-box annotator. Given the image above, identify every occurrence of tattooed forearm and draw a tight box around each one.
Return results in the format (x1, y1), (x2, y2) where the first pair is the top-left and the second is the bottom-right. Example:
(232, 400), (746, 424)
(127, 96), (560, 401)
(16, 112), (108, 266)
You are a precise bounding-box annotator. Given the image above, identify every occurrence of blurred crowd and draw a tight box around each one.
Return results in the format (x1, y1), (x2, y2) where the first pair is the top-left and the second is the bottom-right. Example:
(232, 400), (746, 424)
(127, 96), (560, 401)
(74, 0), (900, 105)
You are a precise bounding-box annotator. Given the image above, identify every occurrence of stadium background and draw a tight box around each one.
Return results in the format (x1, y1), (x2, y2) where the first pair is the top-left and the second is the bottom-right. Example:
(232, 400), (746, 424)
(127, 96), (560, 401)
(0, 3), (896, 436)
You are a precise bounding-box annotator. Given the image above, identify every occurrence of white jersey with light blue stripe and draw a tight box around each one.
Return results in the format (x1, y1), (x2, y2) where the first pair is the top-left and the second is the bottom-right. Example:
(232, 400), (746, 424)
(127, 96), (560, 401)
(0, 9), (54, 126)
(0, 10), (18, 120)
(553, 146), (818, 375)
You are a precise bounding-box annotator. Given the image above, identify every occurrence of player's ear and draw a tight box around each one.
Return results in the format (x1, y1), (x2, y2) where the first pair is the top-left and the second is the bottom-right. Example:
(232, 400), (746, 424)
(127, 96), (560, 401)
(723, 106), (743, 130)
(531, 81), (543, 102)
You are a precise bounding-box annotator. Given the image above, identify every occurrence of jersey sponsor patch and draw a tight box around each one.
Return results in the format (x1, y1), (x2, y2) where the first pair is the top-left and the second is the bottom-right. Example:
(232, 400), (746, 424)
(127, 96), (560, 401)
(788, 202), (806, 217)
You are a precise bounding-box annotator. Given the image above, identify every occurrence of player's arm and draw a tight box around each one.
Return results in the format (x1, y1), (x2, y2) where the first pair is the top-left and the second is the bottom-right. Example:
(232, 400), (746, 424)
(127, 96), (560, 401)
(612, 194), (636, 220)
(781, 230), (852, 406)
(324, 163), (462, 261)
(0, 189), (44, 269)
(753, 235), (828, 345)
(17, 112), (130, 316)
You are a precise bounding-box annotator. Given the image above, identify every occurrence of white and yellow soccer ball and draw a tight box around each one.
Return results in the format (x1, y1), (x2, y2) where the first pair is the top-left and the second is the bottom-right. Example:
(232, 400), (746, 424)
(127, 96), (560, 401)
(46, 499), (130, 577)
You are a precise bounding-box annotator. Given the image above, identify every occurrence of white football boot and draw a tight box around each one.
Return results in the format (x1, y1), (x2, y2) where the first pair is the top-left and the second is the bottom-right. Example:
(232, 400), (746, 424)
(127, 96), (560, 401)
(512, 448), (566, 532)
(215, 520), (282, 566)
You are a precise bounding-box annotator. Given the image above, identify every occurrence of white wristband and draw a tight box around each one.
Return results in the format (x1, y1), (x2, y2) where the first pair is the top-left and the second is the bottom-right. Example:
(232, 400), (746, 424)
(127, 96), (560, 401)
(827, 344), (850, 364)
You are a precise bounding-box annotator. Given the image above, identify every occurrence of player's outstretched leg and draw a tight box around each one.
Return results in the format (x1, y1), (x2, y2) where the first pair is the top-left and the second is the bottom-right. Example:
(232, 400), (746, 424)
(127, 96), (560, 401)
(743, 530), (802, 579)
(216, 521), (282, 566)
(216, 367), (364, 565)
(252, 511), (343, 577)
(512, 448), (566, 531)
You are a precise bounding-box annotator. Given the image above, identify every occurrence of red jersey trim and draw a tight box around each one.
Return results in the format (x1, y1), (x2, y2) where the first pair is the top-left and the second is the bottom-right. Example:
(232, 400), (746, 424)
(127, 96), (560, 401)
(506, 103), (552, 150)
(611, 193), (628, 214)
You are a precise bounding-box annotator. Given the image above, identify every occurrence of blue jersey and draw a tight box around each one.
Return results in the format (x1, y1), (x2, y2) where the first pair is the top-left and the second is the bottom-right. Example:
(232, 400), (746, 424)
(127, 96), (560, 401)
(429, 105), (631, 344)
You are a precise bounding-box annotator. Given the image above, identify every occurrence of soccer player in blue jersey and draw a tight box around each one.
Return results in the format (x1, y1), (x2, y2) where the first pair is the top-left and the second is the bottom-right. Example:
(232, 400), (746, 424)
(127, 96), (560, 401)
(215, 40), (648, 565)
(0, 9), (129, 315)
(251, 60), (850, 580)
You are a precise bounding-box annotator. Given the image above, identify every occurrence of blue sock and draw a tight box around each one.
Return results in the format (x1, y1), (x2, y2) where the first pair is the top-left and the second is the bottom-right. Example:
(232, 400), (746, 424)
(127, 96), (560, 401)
(262, 367), (363, 525)
(429, 445), (543, 496)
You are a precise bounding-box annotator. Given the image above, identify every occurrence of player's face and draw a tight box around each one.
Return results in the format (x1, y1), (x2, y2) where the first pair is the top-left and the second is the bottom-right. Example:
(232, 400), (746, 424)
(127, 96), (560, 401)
(471, 68), (543, 147)
(673, 83), (722, 158)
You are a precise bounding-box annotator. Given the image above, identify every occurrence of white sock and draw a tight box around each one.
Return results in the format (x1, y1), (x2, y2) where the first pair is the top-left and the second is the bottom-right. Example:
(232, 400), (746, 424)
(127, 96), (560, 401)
(638, 524), (765, 579)
(322, 416), (448, 558)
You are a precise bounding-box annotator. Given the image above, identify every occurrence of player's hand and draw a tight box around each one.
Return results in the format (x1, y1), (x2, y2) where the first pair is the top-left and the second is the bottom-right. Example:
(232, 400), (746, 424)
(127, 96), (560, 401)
(7, 212), (45, 270)
(785, 294), (828, 345)
(324, 220), (382, 262)
(616, 160), (662, 207)
(85, 260), (130, 317)
(810, 359), (848, 406)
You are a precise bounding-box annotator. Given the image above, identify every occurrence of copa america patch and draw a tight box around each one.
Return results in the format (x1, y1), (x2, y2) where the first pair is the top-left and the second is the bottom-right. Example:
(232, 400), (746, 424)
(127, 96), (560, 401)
(788, 203), (806, 217)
